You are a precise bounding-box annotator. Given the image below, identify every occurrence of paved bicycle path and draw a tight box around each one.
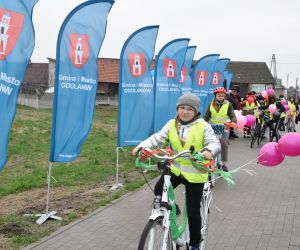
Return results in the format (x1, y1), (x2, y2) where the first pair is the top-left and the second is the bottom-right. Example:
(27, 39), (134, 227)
(24, 131), (300, 250)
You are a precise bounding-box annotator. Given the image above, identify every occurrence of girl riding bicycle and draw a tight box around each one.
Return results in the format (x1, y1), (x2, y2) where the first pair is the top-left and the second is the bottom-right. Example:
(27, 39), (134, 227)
(204, 87), (237, 172)
(132, 93), (220, 250)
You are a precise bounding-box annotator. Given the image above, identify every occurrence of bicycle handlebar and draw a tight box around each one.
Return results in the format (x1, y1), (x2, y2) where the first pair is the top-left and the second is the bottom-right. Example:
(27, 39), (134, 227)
(139, 146), (194, 161)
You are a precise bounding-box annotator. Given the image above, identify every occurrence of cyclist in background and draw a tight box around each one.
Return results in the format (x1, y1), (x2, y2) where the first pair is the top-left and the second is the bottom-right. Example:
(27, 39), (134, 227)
(286, 96), (298, 132)
(259, 94), (285, 140)
(132, 93), (220, 250)
(278, 94), (287, 131)
(227, 86), (241, 139)
(204, 87), (237, 172)
(241, 91), (256, 136)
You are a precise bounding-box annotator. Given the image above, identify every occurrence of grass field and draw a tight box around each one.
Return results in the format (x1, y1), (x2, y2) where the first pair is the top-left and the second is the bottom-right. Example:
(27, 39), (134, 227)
(0, 105), (157, 249)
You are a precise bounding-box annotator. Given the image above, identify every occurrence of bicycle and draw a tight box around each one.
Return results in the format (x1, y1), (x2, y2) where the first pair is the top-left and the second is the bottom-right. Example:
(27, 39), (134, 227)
(250, 112), (268, 148)
(136, 147), (215, 250)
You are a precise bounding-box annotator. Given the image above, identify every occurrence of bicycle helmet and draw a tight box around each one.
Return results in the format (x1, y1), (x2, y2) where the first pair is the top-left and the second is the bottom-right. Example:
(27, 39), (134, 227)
(214, 86), (226, 95)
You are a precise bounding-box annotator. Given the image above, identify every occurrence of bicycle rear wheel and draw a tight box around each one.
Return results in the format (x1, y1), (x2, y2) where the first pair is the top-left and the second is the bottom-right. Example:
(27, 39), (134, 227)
(250, 125), (259, 148)
(138, 216), (173, 250)
(258, 125), (266, 145)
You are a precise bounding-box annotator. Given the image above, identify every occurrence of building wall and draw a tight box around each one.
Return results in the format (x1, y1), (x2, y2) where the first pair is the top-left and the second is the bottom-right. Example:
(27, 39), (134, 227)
(48, 59), (55, 87)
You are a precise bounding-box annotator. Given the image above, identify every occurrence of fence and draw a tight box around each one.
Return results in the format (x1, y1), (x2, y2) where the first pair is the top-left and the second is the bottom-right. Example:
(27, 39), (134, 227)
(17, 90), (118, 109)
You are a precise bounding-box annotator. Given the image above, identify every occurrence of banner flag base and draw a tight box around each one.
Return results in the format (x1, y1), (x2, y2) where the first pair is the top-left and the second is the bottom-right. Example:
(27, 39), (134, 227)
(35, 162), (62, 224)
(108, 183), (123, 191)
(35, 211), (62, 225)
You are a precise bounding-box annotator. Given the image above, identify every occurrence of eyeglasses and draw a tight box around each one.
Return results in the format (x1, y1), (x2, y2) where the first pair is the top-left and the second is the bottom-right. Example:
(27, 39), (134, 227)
(178, 106), (195, 113)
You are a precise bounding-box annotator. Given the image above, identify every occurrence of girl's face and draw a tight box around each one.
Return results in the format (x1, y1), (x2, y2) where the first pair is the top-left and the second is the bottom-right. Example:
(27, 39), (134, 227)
(290, 97), (295, 102)
(216, 93), (226, 102)
(177, 105), (196, 122)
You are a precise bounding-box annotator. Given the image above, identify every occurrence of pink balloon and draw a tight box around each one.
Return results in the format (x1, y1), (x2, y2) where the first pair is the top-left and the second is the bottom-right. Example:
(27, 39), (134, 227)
(236, 115), (247, 128)
(268, 104), (277, 113)
(245, 114), (256, 126)
(261, 90), (268, 98)
(267, 89), (275, 95)
(281, 99), (287, 105)
(278, 132), (300, 157)
(258, 142), (285, 167)
(234, 110), (242, 117)
(298, 93), (300, 100)
(284, 104), (290, 112)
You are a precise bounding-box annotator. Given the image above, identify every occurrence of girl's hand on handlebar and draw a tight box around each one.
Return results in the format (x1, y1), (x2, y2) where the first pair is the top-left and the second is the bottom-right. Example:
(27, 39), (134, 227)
(201, 150), (213, 160)
(132, 147), (140, 156)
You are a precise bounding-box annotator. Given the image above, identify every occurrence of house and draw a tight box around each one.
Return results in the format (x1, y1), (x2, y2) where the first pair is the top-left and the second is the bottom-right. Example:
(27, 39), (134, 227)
(226, 61), (276, 97)
(21, 62), (49, 94)
(46, 58), (119, 97)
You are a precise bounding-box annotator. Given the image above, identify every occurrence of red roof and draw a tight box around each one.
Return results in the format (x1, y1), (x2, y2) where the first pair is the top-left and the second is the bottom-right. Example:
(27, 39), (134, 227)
(98, 58), (119, 83)
(97, 58), (155, 84)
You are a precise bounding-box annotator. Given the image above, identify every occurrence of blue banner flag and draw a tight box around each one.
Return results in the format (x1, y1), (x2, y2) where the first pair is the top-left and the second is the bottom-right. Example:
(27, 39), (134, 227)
(50, 0), (114, 162)
(191, 54), (220, 115)
(0, 0), (39, 171)
(222, 70), (233, 90)
(180, 46), (196, 94)
(153, 38), (190, 132)
(117, 25), (159, 147)
(205, 58), (231, 106)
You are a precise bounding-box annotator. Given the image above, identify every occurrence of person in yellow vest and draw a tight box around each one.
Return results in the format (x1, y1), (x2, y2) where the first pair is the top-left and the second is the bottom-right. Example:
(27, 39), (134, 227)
(241, 91), (256, 136)
(204, 87), (237, 172)
(286, 96), (298, 132)
(132, 93), (220, 250)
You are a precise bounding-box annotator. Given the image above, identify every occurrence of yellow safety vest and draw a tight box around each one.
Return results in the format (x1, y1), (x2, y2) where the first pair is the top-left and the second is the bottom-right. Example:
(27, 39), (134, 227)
(288, 101), (296, 112)
(168, 119), (208, 183)
(209, 102), (229, 124)
(244, 102), (255, 111)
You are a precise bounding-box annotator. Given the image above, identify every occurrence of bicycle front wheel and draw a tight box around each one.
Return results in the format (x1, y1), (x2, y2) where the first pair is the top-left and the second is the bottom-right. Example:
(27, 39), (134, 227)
(138, 216), (173, 250)
(199, 200), (209, 250)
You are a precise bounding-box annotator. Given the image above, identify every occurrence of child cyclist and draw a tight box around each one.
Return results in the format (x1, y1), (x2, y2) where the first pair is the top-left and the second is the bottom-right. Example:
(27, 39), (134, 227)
(204, 87), (237, 172)
(132, 93), (220, 250)
(286, 96), (298, 132)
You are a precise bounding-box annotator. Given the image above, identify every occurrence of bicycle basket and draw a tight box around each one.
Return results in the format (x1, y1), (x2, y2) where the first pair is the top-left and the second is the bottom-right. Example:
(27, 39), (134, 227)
(210, 124), (225, 135)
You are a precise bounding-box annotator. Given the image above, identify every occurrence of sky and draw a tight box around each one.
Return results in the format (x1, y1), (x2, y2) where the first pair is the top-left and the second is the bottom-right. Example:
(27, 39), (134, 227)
(31, 0), (300, 87)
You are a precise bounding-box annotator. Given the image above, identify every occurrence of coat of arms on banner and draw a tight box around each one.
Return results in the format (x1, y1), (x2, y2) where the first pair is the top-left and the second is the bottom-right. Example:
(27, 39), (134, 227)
(196, 70), (208, 86)
(69, 34), (90, 68)
(212, 72), (221, 85)
(179, 66), (187, 83)
(163, 59), (176, 79)
(128, 53), (146, 77)
(0, 8), (24, 60)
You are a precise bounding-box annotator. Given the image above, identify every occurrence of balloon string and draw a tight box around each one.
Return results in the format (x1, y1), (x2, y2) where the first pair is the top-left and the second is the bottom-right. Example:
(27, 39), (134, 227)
(214, 146), (275, 181)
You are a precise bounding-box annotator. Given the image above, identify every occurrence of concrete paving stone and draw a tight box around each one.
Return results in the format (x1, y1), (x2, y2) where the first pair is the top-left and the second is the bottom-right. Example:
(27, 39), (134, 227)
(257, 235), (271, 249)
(288, 246), (300, 250)
(236, 236), (250, 247)
(266, 247), (278, 250)
(277, 247), (289, 250)
(268, 236), (281, 247)
(246, 235), (261, 249)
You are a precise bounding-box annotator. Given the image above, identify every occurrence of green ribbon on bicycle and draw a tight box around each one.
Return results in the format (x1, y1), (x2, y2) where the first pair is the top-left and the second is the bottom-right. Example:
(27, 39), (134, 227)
(191, 151), (235, 185)
(168, 185), (188, 241)
(135, 156), (156, 171)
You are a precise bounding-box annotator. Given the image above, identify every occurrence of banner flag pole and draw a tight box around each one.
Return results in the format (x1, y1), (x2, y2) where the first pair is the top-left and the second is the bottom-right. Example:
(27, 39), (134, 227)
(109, 147), (123, 191)
(35, 162), (62, 224)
